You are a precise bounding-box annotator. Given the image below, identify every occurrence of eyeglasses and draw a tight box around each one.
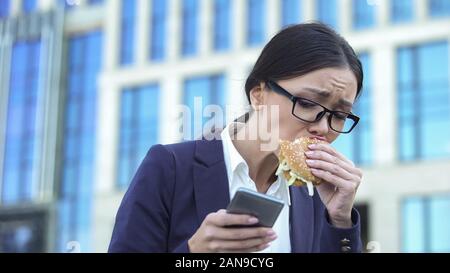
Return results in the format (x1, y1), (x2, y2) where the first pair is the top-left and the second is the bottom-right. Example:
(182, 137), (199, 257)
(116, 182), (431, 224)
(267, 80), (360, 134)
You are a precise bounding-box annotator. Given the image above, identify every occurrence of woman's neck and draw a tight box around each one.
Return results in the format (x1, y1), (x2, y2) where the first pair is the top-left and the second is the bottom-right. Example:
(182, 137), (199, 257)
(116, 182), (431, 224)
(230, 115), (279, 193)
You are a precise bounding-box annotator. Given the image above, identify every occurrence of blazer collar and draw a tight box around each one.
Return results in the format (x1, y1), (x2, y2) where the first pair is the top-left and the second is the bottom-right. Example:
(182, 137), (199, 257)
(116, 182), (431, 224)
(193, 139), (230, 223)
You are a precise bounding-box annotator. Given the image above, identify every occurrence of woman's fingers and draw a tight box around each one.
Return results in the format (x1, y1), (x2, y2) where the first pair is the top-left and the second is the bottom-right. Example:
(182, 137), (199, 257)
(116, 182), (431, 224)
(306, 158), (356, 181)
(212, 225), (274, 241)
(211, 235), (277, 252)
(306, 145), (362, 178)
(309, 143), (354, 166)
(310, 168), (357, 195)
(207, 209), (259, 227)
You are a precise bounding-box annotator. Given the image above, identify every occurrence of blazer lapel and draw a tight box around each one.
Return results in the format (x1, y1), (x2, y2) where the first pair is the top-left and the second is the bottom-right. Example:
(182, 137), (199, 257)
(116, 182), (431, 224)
(289, 186), (315, 252)
(193, 139), (230, 223)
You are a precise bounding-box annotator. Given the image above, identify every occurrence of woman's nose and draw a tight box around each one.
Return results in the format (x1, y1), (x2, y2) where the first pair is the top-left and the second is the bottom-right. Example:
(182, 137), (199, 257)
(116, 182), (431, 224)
(307, 113), (330, 136)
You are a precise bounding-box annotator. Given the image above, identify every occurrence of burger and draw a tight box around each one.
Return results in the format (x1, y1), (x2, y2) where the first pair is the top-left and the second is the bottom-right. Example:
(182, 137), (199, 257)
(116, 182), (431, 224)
(275, 137), (325, 196)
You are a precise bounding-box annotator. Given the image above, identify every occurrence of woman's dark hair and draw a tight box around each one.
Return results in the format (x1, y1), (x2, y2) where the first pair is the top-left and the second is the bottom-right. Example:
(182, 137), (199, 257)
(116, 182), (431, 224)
(245, 22), (364, 104)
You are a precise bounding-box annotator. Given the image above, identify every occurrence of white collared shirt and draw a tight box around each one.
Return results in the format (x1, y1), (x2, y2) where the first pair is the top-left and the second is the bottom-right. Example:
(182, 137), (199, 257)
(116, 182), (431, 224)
(220, 122), (291, 253)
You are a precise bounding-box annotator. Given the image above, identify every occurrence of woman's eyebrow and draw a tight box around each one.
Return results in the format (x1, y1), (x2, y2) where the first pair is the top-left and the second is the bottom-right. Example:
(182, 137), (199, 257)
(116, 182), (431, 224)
(301, 87), (354, 108)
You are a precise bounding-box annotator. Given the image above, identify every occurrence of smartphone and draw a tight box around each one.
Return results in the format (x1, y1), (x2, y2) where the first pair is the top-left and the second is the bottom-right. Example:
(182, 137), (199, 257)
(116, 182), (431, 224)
(226, 187), (285, 228)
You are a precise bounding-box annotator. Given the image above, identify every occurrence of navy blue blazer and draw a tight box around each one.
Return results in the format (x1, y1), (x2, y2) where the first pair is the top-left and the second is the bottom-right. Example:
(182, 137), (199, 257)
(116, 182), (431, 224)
(108, 139), (362, 253)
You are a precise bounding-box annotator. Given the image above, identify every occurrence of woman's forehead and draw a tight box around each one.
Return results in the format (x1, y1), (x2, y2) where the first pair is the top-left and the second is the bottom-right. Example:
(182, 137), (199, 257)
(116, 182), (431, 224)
(278, 68), (358, 100)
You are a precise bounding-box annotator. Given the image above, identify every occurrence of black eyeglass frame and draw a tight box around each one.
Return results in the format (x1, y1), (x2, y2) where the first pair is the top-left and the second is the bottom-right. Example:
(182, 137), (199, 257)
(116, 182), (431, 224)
(266, 80), (360, 134)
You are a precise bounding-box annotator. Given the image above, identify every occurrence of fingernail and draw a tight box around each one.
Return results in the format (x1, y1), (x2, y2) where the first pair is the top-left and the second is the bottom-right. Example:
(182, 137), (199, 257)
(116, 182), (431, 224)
(269, 234), (277, 240)
(308, 144), (317, 149)
(305, 151), (314, 156)
(248, 217), (258, 224)
(266, 230), (275, 236)
(306, 159), (314, 164)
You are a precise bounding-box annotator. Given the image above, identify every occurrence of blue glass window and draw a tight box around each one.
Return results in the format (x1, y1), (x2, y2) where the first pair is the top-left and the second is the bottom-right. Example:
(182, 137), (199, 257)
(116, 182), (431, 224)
(390, 0), (414, 23)
(247, 0), (266, 46)
(0, 0), (10, 18)
(332, 53), (372, 165)
(2, 40), (41, 204)
(117, 85), (160, 190)
(88, 0), (104, 4)
(397, 42), (450, 161)
(120, 0), (136, 65)
(429, 0), (450, 18)
(58, 31), (102, 252)
(352, 0), (376, 29)
(23, 0), (37, 13)
(317, 0), (338, 30)
(181, 0), (199, 56)
(213, 0), (231, 51)
(183, 75), (226, 140)
(150, 0), (167, 60)
(403, 195), (450, 252)
(281, 0), (301, 28)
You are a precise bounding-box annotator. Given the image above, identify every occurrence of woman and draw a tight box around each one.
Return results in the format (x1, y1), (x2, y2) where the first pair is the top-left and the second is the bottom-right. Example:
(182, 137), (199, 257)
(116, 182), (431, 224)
(109, 23), (364, 253)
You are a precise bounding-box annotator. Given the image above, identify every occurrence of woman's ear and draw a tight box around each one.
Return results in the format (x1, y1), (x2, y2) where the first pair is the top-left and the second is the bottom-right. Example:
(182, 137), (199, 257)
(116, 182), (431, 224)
(249, 82), (267, 111)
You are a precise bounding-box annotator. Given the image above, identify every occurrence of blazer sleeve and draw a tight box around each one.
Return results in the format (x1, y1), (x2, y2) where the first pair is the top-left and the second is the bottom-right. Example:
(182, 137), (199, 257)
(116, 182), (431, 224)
(108, 144), (176, 253)
(320, 207), (363, 253)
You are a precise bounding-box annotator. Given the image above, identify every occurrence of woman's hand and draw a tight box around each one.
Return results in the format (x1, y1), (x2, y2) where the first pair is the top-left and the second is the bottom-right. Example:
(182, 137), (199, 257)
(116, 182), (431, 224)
(188, 209), (277, 253)
(305, 143), (363, 228)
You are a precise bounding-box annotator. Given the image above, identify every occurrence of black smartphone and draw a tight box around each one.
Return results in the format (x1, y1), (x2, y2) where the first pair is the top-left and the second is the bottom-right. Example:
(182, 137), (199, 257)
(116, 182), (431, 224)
(226, 187), (285, 228)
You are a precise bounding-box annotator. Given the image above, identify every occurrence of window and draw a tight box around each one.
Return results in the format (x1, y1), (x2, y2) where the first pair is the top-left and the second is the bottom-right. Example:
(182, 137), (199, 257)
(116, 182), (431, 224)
(332, 53), (373, 165)
(87, 0), (104, 4)
(213, 0), (231, 51)
(429, 0), (450, 18)
(59, 31), (102, 252)
(247, 0), (266, 46)
(390, 0), (414, 23)
(117, 85), (160, 190)
(183, 75), (226, 140)
(317, 0), (338, 30)
(120, 0), (136, 65)
(181, 0), (199, 56)
(402, 194), (450, 252)
(2, 40), (42, 204)
(0, 0), (10, 18)
(281, 0), (301, 28)
(397, 42), (450, 161)
(352, 0), (376, 30)
(23, 0), (37, 13)
(150, 0), (167, 60)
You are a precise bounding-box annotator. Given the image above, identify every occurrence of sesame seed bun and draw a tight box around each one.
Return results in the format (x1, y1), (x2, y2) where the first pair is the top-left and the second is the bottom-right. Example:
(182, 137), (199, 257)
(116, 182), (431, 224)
(278, 137), (325, 186)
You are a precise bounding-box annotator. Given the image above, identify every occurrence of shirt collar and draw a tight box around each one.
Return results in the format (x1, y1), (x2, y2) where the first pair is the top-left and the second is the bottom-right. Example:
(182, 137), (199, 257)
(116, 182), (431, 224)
(221, 122), (291, 206)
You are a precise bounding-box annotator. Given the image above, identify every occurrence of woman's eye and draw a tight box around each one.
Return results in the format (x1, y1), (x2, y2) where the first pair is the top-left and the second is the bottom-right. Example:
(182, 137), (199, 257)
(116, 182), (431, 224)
(297, 100), (317, 108)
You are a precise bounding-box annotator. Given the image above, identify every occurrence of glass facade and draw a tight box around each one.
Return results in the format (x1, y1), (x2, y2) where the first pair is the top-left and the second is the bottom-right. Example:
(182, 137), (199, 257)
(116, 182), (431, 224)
(429, 0), (450, 18)
(352, 0), (376, 29)
(0, 0), (10, 18)
(397, 41), (450, 161)
(181, 0), (199, 56)
(403, 194), (450, 252)
(2, 40), (42, 204)
(390, 0), (414, 23)
(183, 74), (226, 140)
(150, 0), (167, 61)
(23, 0), (37, 13)
(247, 0), (266, 46)
(58, 31), (103, 252)
(213, 0), (231, 51)
(317, 0), (338, 30)
(117, 85), (160, 190)
(281, 0), (301, 28)
(120, 0), (136, 65)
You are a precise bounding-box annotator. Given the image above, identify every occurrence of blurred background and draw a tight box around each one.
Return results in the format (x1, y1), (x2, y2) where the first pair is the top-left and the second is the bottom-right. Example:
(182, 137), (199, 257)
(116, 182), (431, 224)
(0, 0), (449, 253)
